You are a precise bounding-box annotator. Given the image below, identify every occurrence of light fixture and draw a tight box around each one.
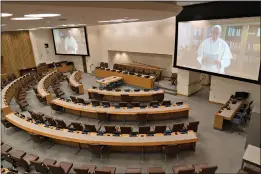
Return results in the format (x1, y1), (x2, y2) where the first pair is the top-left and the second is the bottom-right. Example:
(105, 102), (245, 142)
(24, 14), (61, 18)
(98, 18), (139, 23)
(1, 13), (13, 17)
(60, 24), (85, 27)
(11, 17), (43, 20)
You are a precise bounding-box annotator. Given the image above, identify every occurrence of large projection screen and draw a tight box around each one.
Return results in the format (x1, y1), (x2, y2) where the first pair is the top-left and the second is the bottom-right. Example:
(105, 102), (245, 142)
(175, 17), (260, 82)
(52, 26), (90, 56)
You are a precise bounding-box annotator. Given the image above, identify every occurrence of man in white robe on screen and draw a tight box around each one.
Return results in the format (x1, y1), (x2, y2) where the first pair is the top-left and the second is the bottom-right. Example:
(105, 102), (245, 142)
(197, 25), (232, 74)
(64, 29), (78, 54)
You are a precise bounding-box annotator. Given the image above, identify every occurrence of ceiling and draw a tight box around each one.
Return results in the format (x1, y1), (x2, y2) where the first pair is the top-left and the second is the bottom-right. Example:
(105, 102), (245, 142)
(1, 1), (186, 31)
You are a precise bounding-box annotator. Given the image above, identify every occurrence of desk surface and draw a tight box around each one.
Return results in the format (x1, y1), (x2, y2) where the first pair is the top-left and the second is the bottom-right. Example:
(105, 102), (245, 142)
(215, 99), (244, 120)
(243, 145), (260, 166)
(121, 63), (162, 71)
(37, 71), (56, 97)
(87, 88), (164, 97)
(96, 76), (123, 85)
(69, 71), (81, 87)
(6, 113), (197, 146)
(51, 98), (190, 115)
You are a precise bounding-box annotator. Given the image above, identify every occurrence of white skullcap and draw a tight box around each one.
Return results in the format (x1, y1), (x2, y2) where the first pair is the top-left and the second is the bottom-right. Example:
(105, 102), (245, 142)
(213, 25), (222, 31)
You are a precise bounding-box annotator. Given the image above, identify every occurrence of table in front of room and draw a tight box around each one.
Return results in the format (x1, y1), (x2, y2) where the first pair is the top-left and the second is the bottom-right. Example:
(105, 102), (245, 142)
(241, 145), (260, 169)
(96, 76), (123, 88)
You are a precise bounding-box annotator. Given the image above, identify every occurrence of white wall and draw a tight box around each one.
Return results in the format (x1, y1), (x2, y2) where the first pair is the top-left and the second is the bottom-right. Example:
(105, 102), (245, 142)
(29, 26), (100, 72)
(210, 76), (260, 113)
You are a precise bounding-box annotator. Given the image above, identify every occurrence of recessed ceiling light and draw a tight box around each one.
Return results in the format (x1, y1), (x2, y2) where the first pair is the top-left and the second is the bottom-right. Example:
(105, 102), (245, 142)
(24, 14), (61, 18)
(11, 17), (43, 20)
(1, 13), (13, 17)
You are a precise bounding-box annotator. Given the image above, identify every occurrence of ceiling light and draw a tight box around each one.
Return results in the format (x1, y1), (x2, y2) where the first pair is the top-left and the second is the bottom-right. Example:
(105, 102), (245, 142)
(98, 18), (139, 23)
(24, 14), (61, 18)
(1, 13), (13, 17)
(11, 17), (43, 20)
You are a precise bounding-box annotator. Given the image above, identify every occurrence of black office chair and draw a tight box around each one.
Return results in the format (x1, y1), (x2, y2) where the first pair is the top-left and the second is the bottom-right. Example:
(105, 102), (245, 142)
(104, 126), (118, 134)
(91, 100), (100, 106)
(101, 101), (110, 107)
(45, 116), (56, 127)
(150, 101), (159, 107)
(139, 126), (150, 134)
(154, 125), (166, 133)
(119, 102), (128, 107)
(71, 122), (83, 131)
(55, 119), (68, 129)
(120, 127), (132, 134)
(84, 124), (100, 132)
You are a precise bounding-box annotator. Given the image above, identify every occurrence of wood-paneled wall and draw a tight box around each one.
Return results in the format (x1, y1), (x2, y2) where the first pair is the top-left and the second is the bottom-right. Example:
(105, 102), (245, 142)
(1, 31), (36, 76)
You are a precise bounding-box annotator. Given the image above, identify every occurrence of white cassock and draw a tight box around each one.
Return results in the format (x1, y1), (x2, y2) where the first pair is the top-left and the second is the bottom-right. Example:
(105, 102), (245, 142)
(64, 37), (78, 54)
(197, 37), (232, 74)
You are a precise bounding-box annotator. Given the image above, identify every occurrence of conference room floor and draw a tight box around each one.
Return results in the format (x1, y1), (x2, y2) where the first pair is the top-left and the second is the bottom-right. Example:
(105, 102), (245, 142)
(2, 73), (248, 173)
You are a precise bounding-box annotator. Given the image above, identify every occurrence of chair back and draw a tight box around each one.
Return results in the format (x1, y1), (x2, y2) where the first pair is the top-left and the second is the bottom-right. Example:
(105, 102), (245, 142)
(137, 114), (148, 125)
(84, 124), (97, 132)
(177, 168), (195, 174)
(13, 157), (30, 171)
(162, 100), (171, 106)
(172, 123), (184, 132)
(55, 119), (67, 129)
(97, 112), (109, 122)
(139, 126), (150, 134)
(120, 127), (132, 134)
(201, 166), (218, 174)
(153, 93), (164, 101)
(48, 164), (66, 174)
(70, 96), (79, 103)
(95, 169), (111, 174)
(45, 116), (56, 126)
(187, 121), (199, 132)
(71, 122), (83, 131)
(74, 167), (89, 174)
(155, 126), (166, 133)
(1, 120), (12, 128)
(31, 161), (49, 174)
(104, 126), (117, 134)
(113, 64), (118, 69)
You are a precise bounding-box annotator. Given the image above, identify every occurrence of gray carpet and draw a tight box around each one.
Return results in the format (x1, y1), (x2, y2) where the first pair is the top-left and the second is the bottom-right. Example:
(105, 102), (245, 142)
(2, 72), (248, 173)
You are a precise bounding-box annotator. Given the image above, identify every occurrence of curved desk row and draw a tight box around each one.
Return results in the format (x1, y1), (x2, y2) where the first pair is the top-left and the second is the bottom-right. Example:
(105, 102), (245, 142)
(69, 71), (84, 94)
(95, 68), (156, 89)
(1, 74), (34, 116)
(37, 71), (58, 104)
(6, 112), (197, 152)
(87, 88), (164, 102)
(51, 98), (190, 122)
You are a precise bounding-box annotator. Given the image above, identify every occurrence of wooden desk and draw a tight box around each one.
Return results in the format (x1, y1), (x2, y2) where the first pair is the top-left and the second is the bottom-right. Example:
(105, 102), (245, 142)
(214, 99), (244, 130)
(37, 71), (57, 104)
(1, 74), (33, 116)
(69, 71), (84, 94)
(95, 68), (155, 89)
(87, 88), (164, 102)
(51, 99), (190, 122)
(6, 112), (197, 152)
(96, 76), (123, 87)
(242, 145), (261, 169)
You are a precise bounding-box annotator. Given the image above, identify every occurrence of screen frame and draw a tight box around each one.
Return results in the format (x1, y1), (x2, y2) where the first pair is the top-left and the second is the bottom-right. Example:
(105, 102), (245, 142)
(173, 2), (261, 85)
(52, 26), (90, 56)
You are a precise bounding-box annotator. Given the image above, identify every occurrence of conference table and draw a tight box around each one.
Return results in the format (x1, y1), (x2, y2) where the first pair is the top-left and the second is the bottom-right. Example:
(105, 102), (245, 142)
(69, 71), (84, 94)
(96, 76), (123, 88)
(1, 74), (33, 116)
(87, 88), (164, 102)
(5, 112), (198, 152)
(51, 98), (190, 122)
(213, 98), (244, 130)
(95, 68), (156, 89)
(37, 71), (58, 104)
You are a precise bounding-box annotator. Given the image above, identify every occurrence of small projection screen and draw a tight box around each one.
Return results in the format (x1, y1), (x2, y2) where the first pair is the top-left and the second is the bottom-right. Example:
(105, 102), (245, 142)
(175, 17), (260, 82)
(52, 26), (90, 56)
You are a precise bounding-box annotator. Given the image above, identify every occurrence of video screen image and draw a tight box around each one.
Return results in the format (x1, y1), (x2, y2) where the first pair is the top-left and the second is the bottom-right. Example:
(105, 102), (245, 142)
(52, 27), (89, 55)
(176, 17), (260, 81)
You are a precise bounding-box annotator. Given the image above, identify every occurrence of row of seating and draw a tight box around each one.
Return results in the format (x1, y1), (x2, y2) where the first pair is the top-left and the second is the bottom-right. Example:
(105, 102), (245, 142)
(2, 142), (217, 174)
(1, 73), (17, 89)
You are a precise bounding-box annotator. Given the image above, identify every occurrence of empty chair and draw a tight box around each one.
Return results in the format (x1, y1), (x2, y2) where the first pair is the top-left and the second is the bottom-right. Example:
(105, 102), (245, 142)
(172, 165), (195, 174)
(162, 100), (171, 106)
(1, 119), (14, 132)
(74, 164), (96, 174)
(30, 159), (57, 174)
(13, 153), (39, 172)
(192, 164), (218, 174)
(77, 98), (90, 105)
(91, 100), (100, 106)
(120, 127), (132, 134)
(104, 126), (118, 134)
(139, 126), (150, 134)
(121, 94), (131, 103)
(101, 101), (110, 107)
(153, 93), (164, 102)
(154, 126), (166, 133)
(95, 167), (116, 174)
(162, 145), (180, 162)
(28, 111), (45, 123)
(150, 101), (159, 107)
(1, 144), (12, 156)
(147, 167), (165, 174)
(45, 116), (57, 127)
(186, 121), (200, 132)
(171, 123), (185, 132)
(71, 122), (83, 131)
(137, 113), (148, 125)
(70, 96), (79, 103)
(30, 134), (47, 149)
(47, 161), (73, 174)
(84, 124), (100, 132)
(126, 168), (141, 174)
(86, 144), (109, 162)
(55, 119), (68, 129)
(119, 102), (128, 107)
(131, 102), (140, 107)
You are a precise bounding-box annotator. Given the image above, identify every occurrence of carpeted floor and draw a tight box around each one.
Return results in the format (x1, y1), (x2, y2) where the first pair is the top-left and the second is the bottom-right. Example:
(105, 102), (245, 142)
(2, 72), (248, 173)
